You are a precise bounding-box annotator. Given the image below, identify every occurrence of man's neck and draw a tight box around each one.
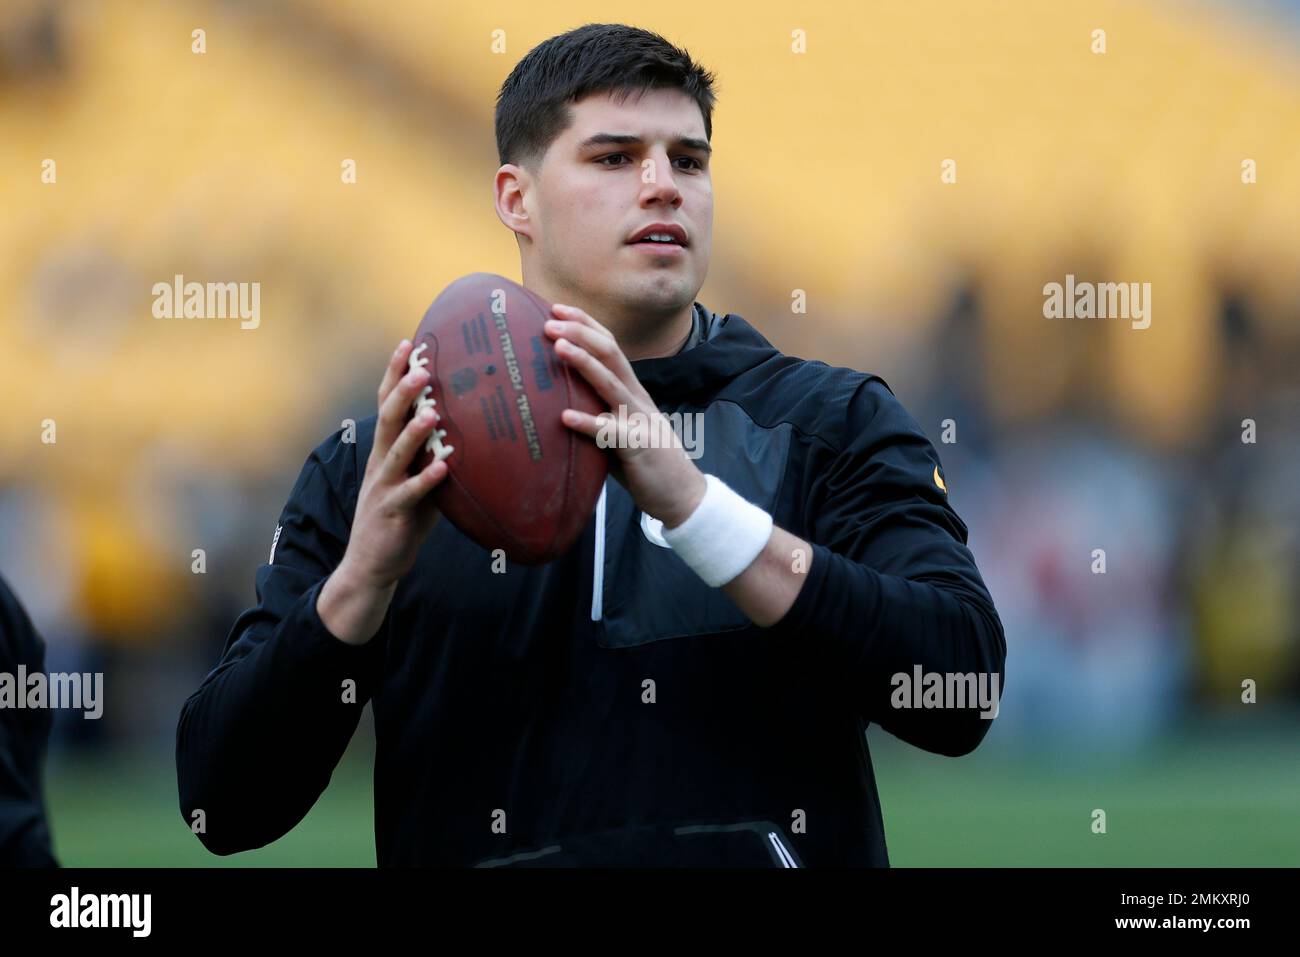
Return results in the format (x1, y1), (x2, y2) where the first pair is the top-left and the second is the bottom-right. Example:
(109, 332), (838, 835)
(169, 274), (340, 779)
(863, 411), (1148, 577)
(524, 281), (695, 360)
(620, 305), (696, 360)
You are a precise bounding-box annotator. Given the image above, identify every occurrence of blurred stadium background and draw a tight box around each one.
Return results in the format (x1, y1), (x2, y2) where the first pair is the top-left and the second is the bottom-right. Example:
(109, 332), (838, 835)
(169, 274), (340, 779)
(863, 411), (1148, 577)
(1, 0), (1297, 865)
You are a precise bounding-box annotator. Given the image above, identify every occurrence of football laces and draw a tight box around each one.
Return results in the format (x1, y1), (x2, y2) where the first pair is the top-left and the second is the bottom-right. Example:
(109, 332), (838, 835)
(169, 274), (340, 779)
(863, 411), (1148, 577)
(408, 342), (454, 462)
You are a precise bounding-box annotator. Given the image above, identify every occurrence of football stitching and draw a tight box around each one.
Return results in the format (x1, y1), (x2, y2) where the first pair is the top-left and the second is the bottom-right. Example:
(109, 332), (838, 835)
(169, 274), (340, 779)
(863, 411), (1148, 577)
(407, 340), (454, 462)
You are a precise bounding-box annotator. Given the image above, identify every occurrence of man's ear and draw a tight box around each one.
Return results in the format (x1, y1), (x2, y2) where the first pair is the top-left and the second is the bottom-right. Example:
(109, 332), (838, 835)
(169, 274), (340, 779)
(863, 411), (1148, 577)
(494, 163), (533, 242)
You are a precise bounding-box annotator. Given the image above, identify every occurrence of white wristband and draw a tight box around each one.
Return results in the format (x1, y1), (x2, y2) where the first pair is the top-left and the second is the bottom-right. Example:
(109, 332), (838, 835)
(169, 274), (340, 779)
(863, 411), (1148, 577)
(661, 474), (774, 587)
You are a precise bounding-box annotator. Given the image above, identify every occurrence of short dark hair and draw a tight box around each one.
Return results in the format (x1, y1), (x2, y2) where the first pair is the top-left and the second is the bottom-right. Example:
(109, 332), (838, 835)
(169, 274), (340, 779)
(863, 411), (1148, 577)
(495, 23), (718, 170)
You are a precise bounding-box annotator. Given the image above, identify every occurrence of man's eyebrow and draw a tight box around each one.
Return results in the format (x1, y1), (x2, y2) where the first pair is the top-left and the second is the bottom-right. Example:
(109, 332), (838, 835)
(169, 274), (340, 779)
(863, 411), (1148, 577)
(577, 133), (712, 156)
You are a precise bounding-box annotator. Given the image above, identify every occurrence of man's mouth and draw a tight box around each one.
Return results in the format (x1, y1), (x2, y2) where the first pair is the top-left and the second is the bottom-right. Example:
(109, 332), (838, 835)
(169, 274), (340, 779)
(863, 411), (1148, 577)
(627, 223), (689, 247)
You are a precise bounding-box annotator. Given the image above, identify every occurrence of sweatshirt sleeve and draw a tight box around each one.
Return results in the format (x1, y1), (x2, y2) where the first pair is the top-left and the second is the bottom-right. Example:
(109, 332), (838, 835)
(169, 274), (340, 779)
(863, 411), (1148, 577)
(0, 577), (58, 867)
(175, 427), (385, 855)
(776, 378), (1007, 757)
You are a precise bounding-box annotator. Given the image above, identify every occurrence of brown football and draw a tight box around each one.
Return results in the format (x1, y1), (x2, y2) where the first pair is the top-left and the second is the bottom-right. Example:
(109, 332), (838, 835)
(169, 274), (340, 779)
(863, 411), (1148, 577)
(406, 273), (609, 564)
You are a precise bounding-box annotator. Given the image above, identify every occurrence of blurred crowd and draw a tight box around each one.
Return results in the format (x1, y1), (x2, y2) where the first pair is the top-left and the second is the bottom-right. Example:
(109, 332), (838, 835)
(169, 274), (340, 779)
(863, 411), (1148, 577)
(911, 284), (1299, 752)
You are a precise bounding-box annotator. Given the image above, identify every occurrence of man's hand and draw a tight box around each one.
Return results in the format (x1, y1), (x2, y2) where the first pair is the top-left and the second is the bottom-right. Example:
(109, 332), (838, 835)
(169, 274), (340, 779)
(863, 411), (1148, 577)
(544, 303), (707, 530)
(545, 304), (810, 625)
(318, 339), (451, 645)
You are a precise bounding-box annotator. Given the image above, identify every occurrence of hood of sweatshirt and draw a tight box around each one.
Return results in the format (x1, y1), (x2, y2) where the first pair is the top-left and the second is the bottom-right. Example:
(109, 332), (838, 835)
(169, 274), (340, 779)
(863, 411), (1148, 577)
(628, 303), (784, 405)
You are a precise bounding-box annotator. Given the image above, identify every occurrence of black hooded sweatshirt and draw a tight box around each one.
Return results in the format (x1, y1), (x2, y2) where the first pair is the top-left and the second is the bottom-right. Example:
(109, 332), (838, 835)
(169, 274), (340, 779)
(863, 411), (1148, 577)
(176, 302), (1006, 866)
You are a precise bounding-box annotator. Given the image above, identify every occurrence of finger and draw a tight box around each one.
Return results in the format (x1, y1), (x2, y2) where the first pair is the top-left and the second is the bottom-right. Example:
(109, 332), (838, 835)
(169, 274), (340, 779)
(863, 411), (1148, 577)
(564, 408), (680, 453)
(375, 364), (431, 455)
(377, 340), (414, 408)
(544, 318), (617, 356)
(380, 405), (447, 484)
(391, 457), (450, 510)
(552, 303), (612, 338)
(554, 337), (631, 408)
(559, 408), (610, 442)
(548, 320), (637, 391)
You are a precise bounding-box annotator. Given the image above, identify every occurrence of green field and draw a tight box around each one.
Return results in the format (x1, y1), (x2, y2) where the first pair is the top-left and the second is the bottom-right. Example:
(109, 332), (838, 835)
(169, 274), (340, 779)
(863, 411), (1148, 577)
(43, 720), (1300, 867)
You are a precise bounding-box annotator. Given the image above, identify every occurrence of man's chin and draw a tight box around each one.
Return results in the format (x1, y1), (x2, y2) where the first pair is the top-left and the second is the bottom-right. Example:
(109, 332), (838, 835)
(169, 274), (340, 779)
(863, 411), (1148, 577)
(618, 277), (694, 315)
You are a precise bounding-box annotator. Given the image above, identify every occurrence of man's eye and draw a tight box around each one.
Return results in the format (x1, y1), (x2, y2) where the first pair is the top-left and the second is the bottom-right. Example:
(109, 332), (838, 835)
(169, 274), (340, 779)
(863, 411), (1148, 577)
(676, 157), (703, 171)
(597, 154), (630, 167)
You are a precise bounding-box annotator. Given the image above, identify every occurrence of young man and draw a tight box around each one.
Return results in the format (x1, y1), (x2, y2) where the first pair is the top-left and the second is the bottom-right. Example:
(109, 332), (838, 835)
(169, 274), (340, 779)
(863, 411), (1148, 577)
(176, 23), (1005, 867)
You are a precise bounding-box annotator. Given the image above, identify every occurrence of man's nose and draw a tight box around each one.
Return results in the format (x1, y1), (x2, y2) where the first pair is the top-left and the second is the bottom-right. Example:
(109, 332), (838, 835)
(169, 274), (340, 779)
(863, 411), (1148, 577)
(640, 155), (683, 205)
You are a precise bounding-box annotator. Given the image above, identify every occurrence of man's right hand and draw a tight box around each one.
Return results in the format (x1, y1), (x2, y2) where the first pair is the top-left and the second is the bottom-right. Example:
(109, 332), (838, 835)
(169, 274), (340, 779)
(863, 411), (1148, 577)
(318, 339), (451, 646)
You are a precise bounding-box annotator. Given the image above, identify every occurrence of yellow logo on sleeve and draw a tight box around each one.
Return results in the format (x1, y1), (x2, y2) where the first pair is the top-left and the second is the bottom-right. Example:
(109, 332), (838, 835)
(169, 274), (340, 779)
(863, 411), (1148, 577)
(933, 466), (947, 493)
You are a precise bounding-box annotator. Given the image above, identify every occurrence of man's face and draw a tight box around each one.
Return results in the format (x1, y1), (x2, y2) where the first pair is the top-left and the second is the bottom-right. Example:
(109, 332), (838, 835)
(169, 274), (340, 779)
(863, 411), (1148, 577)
(500, 87), (713, 328)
